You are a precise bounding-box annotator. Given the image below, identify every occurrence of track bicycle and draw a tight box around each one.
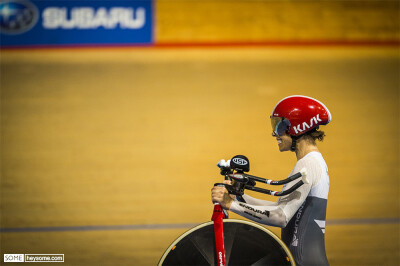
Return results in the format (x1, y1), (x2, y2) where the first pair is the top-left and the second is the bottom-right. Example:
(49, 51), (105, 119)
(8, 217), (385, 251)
(159, 155), (308, 266)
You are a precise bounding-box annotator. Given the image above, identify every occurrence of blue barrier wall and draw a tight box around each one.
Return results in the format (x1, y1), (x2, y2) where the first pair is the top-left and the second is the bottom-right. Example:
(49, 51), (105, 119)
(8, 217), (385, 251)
(0, 0), (153, 47)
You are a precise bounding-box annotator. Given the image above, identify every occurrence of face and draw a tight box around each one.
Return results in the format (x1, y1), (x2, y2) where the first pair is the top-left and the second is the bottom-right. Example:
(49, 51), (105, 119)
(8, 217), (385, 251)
(272, 131), (292, 152)
(270, 116), (292, 152)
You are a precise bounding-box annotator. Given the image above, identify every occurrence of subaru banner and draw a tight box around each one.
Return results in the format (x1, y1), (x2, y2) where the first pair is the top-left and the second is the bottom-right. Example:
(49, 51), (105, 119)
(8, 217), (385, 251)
(0, 0), (153, 47)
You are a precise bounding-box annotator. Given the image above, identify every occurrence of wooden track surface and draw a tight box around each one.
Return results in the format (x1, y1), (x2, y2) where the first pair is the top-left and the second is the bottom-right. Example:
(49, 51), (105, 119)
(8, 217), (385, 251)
(1, 47), (399, 265)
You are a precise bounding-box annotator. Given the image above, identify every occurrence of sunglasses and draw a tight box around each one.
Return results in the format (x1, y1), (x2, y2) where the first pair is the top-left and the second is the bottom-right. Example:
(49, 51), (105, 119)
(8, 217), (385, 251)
(270, 117), (291, 136)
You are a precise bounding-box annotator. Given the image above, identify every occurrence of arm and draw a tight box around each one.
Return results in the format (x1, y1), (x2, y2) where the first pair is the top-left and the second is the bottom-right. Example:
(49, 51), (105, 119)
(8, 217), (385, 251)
(212, 160), (320, 227)
(241, 194), (278, 206)
(229, 178), (312, 227)
(229, 160), (319, 227)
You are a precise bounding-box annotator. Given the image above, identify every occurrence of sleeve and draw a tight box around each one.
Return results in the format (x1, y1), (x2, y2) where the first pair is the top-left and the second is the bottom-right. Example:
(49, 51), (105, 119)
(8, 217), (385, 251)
(229, 200), (287, 227)
(229, 159), (320, 228)
(241, 194), (278, 206)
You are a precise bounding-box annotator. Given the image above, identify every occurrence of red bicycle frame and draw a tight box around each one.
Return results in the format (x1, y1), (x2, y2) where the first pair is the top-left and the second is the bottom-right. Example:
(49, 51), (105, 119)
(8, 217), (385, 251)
(211, 203), (228, 266)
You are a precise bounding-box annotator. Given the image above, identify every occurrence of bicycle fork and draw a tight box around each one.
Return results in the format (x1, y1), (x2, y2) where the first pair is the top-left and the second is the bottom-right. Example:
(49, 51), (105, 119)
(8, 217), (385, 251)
(212, 203), (228, 266)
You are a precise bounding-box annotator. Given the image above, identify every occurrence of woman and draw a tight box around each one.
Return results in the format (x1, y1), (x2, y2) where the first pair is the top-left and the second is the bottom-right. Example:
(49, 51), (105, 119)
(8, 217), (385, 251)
(211, 95), (331, 266)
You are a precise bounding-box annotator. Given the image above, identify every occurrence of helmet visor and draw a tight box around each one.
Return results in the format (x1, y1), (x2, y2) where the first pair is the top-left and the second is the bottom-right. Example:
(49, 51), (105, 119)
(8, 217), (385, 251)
(270, 117), (291, 136)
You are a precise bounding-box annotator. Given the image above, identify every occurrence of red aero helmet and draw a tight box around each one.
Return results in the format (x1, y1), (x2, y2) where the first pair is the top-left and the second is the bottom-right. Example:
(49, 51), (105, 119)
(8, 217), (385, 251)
(271, 95), (332, 137)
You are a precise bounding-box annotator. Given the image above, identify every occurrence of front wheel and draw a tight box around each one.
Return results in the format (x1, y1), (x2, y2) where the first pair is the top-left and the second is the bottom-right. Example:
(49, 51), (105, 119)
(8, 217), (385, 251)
(159, 219), (295, 266)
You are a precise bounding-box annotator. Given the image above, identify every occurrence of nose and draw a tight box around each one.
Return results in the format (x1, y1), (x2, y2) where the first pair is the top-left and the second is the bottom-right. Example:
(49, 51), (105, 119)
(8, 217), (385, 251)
(272, 131), (277, 137)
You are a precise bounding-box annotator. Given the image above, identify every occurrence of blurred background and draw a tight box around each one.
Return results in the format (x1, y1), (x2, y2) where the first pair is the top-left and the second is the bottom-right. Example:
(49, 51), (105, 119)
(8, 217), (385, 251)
(1, 0), (399, 265)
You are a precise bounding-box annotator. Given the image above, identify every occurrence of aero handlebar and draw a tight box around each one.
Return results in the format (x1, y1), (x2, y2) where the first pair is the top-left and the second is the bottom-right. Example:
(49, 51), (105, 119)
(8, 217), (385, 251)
(215, 155), (309, 198)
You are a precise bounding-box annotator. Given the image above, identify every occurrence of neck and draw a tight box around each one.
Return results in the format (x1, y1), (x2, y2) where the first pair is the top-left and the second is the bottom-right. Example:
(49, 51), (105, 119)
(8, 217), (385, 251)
(295, 138), (319, 160)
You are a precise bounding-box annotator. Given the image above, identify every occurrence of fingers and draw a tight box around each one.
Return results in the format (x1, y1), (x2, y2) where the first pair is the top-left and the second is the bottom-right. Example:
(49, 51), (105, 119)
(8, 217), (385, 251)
(211, 185), (230, 207)
(211, 186), (226, 204)
(211, 184), (234, 209)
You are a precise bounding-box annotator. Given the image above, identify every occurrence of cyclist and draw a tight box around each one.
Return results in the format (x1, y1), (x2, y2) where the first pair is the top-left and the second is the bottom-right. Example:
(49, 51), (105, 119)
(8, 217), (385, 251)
(211, 95), (331, 266)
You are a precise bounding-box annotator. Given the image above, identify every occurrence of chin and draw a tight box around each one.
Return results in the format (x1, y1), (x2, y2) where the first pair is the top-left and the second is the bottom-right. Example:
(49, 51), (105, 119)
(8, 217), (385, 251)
(278, 145), (290, 152)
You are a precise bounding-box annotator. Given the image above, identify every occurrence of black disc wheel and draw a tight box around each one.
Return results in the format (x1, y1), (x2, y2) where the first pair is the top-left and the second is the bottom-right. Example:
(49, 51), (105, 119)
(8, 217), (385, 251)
(159, 219), (294, 266)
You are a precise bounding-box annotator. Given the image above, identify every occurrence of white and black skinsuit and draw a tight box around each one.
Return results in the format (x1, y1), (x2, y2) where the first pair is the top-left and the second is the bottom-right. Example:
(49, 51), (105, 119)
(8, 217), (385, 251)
(229, 151), (329, 266)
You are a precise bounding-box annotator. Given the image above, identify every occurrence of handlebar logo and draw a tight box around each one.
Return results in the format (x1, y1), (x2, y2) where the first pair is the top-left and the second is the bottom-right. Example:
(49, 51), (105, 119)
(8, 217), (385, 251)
(232, 158), (248, 166)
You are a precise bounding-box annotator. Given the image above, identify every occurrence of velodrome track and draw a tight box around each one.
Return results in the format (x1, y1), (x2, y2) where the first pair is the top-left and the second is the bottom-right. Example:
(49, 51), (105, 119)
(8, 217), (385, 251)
(1, 46), (399, 265)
